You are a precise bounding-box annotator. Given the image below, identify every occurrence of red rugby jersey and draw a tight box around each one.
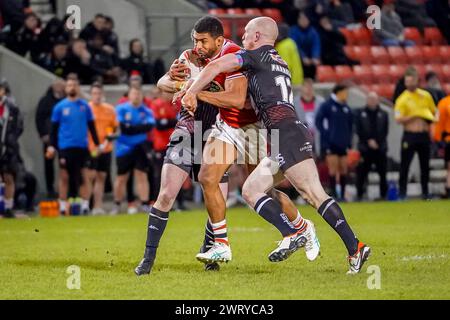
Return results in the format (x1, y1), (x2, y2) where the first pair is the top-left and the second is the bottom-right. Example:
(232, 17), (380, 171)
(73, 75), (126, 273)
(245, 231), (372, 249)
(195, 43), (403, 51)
(206, 39), (257, 128)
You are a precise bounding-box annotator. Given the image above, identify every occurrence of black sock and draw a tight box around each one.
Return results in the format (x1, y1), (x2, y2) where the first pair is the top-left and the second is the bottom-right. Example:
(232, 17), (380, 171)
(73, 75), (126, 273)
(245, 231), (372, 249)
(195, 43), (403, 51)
(340, 175), (347, 199)
(318, 198), (358, 255)
(329, 176), (337, 197)
(446, 188), (450, 198)
(142, 200), (151, 206)
(201, 219), (215, 252)
(144, 207), (169, 259)
(254, 195), (297, 237)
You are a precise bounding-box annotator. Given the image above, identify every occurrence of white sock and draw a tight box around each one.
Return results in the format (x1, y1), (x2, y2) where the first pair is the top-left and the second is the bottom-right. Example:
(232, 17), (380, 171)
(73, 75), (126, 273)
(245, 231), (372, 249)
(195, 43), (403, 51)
(5, 198), (13, 210)
(59, 199), (67, 212)
(81, 199), (89, 211)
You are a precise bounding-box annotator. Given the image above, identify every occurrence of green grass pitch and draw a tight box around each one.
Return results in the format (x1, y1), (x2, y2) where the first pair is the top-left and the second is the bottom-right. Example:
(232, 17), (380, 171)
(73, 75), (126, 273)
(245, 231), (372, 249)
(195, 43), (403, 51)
(0, 200), (449, 300)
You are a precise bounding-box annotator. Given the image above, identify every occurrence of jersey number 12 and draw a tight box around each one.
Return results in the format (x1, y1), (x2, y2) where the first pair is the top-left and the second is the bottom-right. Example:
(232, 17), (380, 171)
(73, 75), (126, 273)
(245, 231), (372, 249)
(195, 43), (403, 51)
(275, 75), (294, 105)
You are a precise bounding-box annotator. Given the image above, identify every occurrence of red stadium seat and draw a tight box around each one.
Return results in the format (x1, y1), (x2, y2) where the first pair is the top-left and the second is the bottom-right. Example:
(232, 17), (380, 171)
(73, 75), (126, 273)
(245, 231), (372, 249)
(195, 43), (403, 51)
(444, 83), (450, 95)
(424, 27), (445, 46)
(208, 8), (226, 15)
(352, 65), (373, 85)
(316, 66), (336, 83)
(371, 65), (391, 83)
(405, 46), (424, 64)
(220, 18), (232, 39)
(244, 8), (262, 16)
(344, 46), (356, 60)
(334, 65), (354, 82)
(443, 65), (450, 82)
(226, 8), (243, 15)
(370, 46), (390, 64)
(352, 46), (371, 64)
(370, 84), (395, 99)
(404, 27), (422, 45)
(340, 28), (355, 45)
(439, 46), (450, 62)
(389, 65), (407, 82)
(352, 28), (372, 45)
(387, 47), (407, 64)
(262, 8), (283, 22)
(421, 46), (441, 64)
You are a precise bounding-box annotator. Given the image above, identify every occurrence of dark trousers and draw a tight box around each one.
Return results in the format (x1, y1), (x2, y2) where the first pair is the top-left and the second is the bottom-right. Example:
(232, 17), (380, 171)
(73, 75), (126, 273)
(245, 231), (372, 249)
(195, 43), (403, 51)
(43, 143), (55, 195)
(399, 132), (430, 198)
(356, 149), (388, 199)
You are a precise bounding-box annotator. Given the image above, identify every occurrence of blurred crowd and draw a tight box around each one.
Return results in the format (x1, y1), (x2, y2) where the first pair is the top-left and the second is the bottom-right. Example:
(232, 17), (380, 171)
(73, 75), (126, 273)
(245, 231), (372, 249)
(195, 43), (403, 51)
(0, 1), (449, 219)
(0, 2), (165, 84)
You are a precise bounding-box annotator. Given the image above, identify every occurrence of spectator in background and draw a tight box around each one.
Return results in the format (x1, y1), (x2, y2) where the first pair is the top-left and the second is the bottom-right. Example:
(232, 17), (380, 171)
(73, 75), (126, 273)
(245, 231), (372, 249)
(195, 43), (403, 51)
(85, 83), (118, 215)
(146, 87), (178, 203)
(425, 71), (446, 105)
(46, 75), (100, 215)
(38, 40), (69, 78)
(121, 39), (154, 84)
(0, 81), (24, 218)
(317, 15), (358, 66)
(395, 72), (436, 200)
(426, 0), (450, 44)
(275, 23), (303, 87)
(289, 11), (321, 79)
(66, 38), (94, 84)
(35, 79), (65, 197)
(79, 13), (106, 48)
(103, 16), (120, 61)
(0, 0), (25, 40)
(298, 78), (324, 143)
(88, 33), (120, 84)
(433, 93), (450, 198)
(38, 16), (72, 55)
(111, 86), (155, 215)
(14, 163), (37, 213)
(327, 0), (357, 28)
(355, 92), (389, 201)
(6, 12), (42, 62)
(395, 0), (436, 33)
(315, 83), (353, 200)
(374, 2), (415, 47)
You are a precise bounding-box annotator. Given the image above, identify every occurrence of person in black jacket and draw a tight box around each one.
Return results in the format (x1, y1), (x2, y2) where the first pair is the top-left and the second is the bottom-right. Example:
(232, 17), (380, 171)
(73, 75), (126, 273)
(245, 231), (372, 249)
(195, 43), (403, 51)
(318, 15), (358, 66)
(0, 0), (25, 37)
(0, 82), (24, 218)
(38, 41), (69, 78)
(35, 79), (65, 197)
(120, 39), (154, 84)
(89, 34), (120, 84)
(79, 14), (105, 48)
(6, 12), (42, 62)
(315, 83), (353, 199)
(37, 16), (72, 55)
(355, 92), (389, 200)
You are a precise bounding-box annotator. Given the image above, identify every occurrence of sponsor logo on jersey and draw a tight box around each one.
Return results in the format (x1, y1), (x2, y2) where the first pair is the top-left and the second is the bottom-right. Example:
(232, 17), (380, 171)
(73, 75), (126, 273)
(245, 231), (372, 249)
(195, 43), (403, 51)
(270, 53), (288, 66)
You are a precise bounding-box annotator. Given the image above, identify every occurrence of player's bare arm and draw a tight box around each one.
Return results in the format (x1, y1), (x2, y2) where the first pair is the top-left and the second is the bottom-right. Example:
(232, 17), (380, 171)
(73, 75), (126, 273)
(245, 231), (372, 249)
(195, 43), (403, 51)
(197, 76), (247, 109)
(182, 53), (241, 111)
(157, 59), (189, 93)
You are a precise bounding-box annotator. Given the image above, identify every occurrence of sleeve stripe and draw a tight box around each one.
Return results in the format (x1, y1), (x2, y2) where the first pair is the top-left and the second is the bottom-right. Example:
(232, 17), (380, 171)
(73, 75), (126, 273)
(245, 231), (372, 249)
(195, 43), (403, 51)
(226, 73), (245, 80)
